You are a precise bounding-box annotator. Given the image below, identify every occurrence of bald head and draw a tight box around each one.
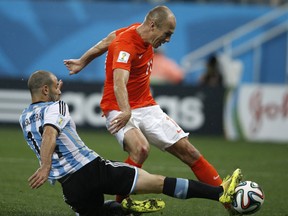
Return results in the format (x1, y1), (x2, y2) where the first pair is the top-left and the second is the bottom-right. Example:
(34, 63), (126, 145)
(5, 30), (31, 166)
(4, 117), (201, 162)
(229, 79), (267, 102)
(138, 6), (176, 48)
(28, 70), (54, 95)
(144, 6), (176, 29)
(27, 70), (62, 103)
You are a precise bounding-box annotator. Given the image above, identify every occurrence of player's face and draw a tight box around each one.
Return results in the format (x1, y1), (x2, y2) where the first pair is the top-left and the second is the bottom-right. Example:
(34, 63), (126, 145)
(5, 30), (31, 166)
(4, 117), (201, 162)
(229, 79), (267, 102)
(151, 18), (175, 48)
(48, 75), (62, 102)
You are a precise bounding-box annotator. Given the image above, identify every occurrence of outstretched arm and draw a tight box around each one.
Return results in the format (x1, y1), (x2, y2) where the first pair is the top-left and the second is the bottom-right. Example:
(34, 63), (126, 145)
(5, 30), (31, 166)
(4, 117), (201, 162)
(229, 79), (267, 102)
(28, 125), (57, 189)
(63, 30), (116, 75)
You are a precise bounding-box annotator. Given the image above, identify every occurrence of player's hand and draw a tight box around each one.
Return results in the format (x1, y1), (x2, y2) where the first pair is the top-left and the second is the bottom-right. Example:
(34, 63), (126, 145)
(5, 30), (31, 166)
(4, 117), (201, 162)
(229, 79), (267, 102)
(108, 111), (131, 135)
(63, 59), (84, 75)
(28, 166), (50, 189)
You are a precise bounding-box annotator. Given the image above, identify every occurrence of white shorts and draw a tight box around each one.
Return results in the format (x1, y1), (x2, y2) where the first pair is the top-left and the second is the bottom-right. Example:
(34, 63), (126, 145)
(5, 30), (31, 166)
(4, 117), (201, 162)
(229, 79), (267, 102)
(105, 105), (189, 151)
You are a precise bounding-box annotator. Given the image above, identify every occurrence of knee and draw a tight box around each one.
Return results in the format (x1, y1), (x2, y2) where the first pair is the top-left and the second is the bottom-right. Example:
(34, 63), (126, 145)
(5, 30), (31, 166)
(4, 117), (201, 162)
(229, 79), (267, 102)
(126, 143), (150, 163)
(136, 144), (150, 160)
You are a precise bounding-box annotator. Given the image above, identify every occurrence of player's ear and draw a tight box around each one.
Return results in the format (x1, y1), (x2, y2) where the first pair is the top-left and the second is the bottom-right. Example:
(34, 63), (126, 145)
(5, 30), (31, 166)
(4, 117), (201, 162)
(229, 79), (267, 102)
(42, 84), (49, 96)
(150, 21), (156, 31)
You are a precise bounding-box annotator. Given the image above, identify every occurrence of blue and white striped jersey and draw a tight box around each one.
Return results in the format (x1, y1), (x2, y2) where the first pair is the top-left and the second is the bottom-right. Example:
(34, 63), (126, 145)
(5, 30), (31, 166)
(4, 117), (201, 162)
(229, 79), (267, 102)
(19, 101), (99, 184)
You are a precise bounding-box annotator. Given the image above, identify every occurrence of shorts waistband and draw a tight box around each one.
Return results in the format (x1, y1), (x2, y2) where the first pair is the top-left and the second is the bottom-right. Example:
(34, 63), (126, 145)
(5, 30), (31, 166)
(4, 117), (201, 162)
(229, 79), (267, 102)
(58, 173), (73, 184)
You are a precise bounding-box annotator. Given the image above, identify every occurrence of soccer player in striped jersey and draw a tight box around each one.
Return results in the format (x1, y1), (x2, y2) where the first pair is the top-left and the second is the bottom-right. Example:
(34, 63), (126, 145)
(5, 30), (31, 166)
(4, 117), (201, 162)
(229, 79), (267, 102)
(19, 70), (242, 216)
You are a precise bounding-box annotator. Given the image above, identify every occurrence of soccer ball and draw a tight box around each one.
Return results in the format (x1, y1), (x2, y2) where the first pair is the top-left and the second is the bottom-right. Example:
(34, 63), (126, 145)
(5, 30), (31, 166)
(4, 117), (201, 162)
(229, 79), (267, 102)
(232, 181), (264, 215)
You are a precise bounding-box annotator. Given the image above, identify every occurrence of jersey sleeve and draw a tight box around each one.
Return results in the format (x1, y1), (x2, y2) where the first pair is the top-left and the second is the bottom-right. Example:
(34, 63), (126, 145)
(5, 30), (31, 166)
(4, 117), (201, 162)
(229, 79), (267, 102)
(112, 40), (137, 72)
(43, 101), (70, 133)
(112, 23), (141, 72)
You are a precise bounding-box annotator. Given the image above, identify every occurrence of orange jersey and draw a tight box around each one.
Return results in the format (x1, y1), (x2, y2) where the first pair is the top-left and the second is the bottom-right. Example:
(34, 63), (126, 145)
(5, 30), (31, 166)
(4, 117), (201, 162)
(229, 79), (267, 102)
(100, 24), (157, 114)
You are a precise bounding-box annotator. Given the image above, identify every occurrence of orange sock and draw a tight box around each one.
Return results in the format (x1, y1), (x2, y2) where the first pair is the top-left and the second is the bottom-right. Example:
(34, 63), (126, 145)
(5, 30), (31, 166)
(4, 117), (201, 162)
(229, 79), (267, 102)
(190, 155), (222, 186)
(116, 157), (143, 203)
(124, 156), (143, 168)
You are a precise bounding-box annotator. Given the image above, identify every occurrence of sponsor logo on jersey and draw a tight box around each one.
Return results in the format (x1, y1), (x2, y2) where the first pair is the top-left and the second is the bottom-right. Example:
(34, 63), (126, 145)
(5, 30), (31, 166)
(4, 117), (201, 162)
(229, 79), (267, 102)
(117, 51), (130, 63)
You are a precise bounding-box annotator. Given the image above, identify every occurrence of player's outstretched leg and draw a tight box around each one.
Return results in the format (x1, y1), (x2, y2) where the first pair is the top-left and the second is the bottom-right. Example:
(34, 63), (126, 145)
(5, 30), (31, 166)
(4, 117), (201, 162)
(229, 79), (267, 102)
(219, 168), (243, 204)
(121, 198), (165, 214)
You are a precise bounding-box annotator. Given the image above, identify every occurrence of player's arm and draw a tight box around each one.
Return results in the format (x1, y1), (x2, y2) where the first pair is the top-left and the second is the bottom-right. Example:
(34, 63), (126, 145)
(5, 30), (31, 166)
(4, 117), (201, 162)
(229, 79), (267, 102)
(63, 30), (116, 75)
(108, 68), (131, 134)
(28, 125), (57, 189)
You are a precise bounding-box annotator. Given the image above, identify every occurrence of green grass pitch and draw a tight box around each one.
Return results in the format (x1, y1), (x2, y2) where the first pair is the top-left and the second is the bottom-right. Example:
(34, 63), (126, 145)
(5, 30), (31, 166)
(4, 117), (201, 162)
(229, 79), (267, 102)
(0, 126), (287, 216)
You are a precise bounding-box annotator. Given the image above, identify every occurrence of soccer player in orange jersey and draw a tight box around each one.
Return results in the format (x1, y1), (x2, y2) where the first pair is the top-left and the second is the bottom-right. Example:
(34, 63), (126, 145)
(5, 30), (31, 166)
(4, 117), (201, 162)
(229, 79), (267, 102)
(64, 6), (222, 203)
